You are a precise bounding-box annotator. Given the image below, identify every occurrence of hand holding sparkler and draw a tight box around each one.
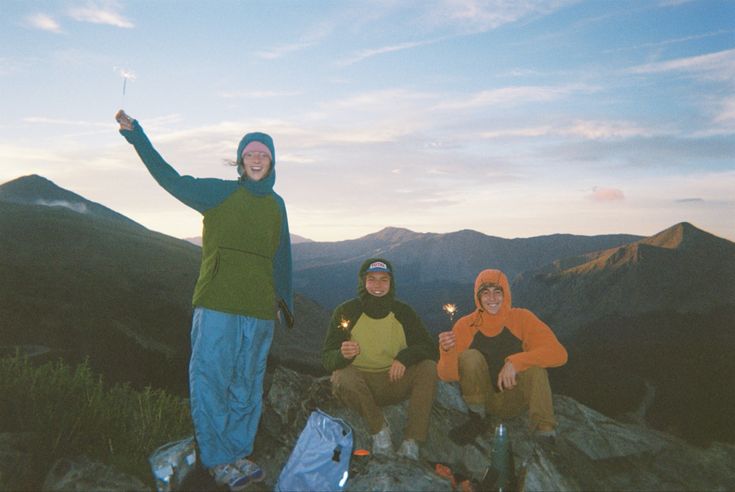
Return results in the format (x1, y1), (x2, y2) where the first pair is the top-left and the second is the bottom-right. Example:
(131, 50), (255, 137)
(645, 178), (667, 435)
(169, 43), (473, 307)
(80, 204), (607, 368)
(115, 109), (134, 131)
(338, 317), (360, 359)
(438, 331), (456, 352)
(439, 303), (459, 351)
(340, 341), (360, 359)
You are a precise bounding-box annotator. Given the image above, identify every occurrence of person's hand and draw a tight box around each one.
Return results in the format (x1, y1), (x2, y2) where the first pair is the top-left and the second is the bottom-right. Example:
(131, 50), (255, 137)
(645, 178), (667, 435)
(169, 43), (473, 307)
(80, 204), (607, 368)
(115, 109), (134, 131)
(388, 360), (406, 382)
(438, 331), (456, 351)
(497, 360), (517, 391)
(340, 341), (360, 359)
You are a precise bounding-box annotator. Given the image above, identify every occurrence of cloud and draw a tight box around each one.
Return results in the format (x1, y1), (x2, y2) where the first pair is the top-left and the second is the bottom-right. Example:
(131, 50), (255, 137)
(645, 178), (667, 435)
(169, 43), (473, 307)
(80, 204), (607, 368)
(587, 187), (625, 202)
(25, 13), (63, 33)
(35, 199), (89, 214)
(605, 29), (734, 54)
(68, 2), (134, 28)
(425, 0), (578, 34)
(337, 1), (576, 65)
(256, 22), (333, 60)
(480, 120), (660, 140)
(434, 84), (595, 110)
(23, 116), (110, 128)
(219, 90), (303, 99)
(627, 48), (735, 81)
(340, 38), (444, 65)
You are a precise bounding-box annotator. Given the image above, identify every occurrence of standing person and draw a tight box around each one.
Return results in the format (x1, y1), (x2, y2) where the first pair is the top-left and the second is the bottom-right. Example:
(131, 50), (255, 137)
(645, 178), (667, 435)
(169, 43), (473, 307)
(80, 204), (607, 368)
(115, 110), (293, 491)
(322, 258), (438, 461)
(437, 269), (567, 444)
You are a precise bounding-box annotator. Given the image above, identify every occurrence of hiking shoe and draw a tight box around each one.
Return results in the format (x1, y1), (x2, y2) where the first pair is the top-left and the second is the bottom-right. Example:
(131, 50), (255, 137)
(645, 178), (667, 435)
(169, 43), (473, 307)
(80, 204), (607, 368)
(209, 463), (251, 492)
(534, 423), (557, 443)
(234, 457), (266, 483)
(397, 439), (419, 460)
(372, 423), (394, 456)
(449, 411), (488, 445)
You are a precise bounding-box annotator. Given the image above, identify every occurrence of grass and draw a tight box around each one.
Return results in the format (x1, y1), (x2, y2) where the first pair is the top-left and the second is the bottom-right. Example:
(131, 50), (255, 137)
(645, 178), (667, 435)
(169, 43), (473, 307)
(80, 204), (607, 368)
(0, 353), (193, 489)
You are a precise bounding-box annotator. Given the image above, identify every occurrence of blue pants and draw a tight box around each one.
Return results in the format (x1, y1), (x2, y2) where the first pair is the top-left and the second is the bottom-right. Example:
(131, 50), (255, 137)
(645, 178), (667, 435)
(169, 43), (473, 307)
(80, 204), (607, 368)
(189, 306), (274, 469)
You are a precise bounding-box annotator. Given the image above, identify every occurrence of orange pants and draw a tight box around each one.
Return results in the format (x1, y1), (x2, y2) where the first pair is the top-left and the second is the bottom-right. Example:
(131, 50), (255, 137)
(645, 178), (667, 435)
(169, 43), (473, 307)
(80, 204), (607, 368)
(458, 349), (556, 429)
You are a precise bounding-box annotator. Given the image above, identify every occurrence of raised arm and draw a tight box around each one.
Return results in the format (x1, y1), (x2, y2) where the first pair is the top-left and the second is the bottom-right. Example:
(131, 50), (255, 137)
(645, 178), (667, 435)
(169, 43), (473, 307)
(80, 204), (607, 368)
(115, 110), (234, 213)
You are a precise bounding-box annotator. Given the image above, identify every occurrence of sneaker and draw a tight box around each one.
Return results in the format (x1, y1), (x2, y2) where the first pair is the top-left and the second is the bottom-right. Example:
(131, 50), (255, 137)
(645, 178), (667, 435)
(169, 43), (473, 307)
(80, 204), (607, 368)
(449, 411), (488, 445)
(371, 423), (393, 456)
(209, 463), (251, 492)
(397, 439), (419, 460)
(234, 457), (266, 483)
(534, 422), (557, 440)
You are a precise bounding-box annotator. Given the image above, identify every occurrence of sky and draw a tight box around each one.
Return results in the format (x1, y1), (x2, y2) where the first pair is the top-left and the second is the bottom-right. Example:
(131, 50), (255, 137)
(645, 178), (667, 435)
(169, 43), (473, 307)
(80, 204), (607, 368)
(1, 0), (734, 242)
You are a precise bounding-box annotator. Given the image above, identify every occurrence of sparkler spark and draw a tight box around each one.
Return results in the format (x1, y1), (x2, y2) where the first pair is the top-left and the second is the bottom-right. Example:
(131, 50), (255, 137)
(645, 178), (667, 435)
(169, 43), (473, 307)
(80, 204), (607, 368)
(114, 67), (136, 96)
(339, 317), (351, 331)
(442, 303), (457, 322)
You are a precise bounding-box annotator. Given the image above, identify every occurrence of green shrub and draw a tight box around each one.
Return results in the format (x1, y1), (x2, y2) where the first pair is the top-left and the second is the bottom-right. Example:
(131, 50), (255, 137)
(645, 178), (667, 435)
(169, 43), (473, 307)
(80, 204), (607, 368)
(0, 354), (193, 486)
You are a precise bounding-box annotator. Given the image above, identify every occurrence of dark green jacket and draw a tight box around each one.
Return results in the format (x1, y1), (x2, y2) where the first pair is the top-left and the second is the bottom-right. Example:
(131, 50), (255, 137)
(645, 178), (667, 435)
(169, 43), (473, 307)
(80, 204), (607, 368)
(322, 297), (438, 372)
(120, 121), (293, 320)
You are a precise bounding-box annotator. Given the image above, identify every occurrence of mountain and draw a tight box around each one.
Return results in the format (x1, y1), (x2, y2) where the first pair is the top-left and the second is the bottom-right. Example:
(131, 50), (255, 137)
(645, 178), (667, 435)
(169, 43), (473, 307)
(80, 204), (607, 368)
(0, 199), (200, 393)
(510, 223), (735, 444)
(0, 174), (141, 228)
(0, 177), (330, 392)
(185, 232), (313, 247)
(512, 222), (735, 337)
(293, 227), (642, 331)
(3, 175), (733, 447)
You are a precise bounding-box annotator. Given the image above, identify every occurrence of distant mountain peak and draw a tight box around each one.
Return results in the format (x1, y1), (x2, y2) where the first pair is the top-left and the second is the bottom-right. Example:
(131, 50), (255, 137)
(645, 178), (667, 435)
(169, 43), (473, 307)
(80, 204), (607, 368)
(359, 227), (423, 243)
(0, 174), (142, 228)
(643, 221), (717, 250)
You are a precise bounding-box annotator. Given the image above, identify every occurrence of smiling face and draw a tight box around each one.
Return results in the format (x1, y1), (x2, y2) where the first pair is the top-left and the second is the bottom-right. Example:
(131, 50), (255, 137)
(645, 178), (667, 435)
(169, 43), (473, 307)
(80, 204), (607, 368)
(479, 286), (504, 315)
(242, 151), (272, 182)
(365, 272), (391, 297)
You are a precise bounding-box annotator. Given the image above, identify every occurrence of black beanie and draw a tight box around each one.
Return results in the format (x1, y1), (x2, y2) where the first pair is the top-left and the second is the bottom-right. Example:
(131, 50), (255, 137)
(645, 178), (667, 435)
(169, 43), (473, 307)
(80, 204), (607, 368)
(357, 258), (395, 319)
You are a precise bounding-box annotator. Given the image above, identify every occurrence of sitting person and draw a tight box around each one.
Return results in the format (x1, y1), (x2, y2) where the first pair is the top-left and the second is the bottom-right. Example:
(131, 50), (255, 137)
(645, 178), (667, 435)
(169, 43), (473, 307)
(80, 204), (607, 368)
(437, 269), (567, 444)
(322, 258), (438, 460)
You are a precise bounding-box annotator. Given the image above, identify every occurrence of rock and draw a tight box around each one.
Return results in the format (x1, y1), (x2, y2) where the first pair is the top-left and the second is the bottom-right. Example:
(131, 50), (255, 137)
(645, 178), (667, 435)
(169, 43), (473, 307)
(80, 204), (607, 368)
(42, 455), (148, 492)
(251, 366), (735, 492)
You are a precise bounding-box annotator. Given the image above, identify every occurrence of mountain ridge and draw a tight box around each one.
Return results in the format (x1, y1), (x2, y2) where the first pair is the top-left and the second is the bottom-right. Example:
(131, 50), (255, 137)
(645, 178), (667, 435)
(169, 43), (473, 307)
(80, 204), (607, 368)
(0, 174), (143, 228)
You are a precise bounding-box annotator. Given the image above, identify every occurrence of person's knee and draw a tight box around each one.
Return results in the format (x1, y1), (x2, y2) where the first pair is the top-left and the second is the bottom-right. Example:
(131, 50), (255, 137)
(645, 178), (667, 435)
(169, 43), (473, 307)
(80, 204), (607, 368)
(412, 359), (437, 381)
(521, 366), (549, 383)
(458, 349), (487, 376)
(331, 367), (363, 397)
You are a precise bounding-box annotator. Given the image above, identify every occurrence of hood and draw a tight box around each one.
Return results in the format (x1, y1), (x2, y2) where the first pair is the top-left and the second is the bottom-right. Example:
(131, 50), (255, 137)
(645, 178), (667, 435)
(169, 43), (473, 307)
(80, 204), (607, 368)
(236, 131), (276, 196)
(473, 269), (512, 316)
(357, 257), (395, 319)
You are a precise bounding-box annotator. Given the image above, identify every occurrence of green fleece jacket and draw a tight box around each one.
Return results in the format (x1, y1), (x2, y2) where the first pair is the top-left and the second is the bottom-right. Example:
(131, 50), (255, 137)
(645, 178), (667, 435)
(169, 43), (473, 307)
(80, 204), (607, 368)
(119, 121), (293, 320)
(322, 298), (438, 372)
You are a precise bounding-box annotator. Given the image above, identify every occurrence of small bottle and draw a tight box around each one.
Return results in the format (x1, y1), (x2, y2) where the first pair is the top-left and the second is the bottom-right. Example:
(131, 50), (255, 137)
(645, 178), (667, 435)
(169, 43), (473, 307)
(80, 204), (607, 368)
(490, 423), (516, 492)
(149, 437), (197, 492)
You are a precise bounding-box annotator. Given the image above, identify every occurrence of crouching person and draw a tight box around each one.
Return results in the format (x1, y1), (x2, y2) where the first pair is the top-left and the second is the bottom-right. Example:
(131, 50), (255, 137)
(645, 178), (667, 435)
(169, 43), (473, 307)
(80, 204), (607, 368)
(322, 258), (438, 460)
(437, 269), (567, 444)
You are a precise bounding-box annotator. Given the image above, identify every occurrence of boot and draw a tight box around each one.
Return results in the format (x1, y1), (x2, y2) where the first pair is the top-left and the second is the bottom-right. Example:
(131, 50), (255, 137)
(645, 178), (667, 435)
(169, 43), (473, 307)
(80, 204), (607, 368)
(449, 411), (488, 445)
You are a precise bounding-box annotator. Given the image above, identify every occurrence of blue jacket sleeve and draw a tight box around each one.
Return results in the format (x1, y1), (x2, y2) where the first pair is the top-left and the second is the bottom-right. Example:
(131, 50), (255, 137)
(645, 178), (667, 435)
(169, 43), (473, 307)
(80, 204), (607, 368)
(119, 120), (233, 213)
(273, 195), (294, 324)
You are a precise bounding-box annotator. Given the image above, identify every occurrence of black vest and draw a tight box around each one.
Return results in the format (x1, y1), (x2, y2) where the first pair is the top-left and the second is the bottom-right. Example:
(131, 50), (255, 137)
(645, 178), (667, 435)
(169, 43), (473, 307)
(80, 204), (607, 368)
(470, 327), (522, 392)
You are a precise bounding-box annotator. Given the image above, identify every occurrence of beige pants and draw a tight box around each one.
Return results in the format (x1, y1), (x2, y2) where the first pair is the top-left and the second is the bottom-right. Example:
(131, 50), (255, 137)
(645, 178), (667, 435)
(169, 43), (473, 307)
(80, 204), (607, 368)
(331, 360), (437, 441)
(458, 349), (556, 429)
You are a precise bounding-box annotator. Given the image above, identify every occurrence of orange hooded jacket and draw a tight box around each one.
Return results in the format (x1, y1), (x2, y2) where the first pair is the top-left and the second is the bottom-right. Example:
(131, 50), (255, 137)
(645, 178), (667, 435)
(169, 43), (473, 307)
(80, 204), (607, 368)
(437, 269), (567, 381)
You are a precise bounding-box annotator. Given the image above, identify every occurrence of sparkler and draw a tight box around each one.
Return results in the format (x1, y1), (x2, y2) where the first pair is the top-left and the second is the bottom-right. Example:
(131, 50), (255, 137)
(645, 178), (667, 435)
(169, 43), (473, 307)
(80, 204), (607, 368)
(339, 317), (351, 331)
(114, 67), (136, 105)
(442, 303), (458, 326)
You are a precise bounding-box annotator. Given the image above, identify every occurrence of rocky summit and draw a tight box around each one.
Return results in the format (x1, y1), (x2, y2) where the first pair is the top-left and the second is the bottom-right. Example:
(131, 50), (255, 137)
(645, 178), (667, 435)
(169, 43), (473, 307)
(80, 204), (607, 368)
(188, 366), (733, 491)
(6, 364), (735, 491)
